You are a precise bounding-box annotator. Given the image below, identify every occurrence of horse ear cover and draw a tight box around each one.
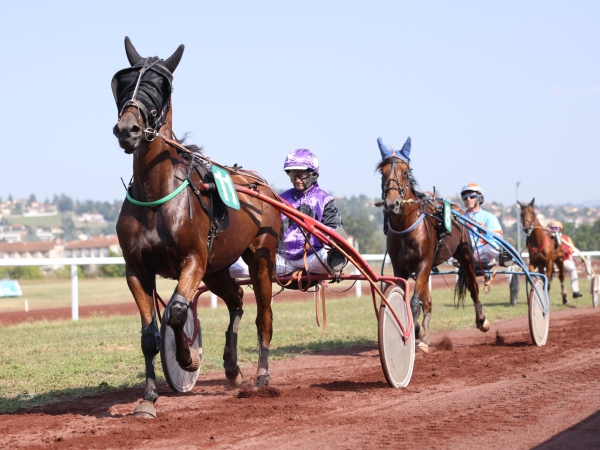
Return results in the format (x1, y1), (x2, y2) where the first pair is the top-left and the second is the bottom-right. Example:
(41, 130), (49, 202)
(377, 137), (411, 163)
(124, 36), (143, 66)
(164, 44), (185, 73)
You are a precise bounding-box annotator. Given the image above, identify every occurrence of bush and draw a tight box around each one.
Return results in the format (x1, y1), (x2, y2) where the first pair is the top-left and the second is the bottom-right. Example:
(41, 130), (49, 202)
(0, 266), (43, 280)
(99, 251), (125, 278)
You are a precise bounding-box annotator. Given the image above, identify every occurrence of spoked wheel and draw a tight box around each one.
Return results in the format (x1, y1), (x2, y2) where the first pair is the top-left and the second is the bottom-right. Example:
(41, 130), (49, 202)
(591, 274), (599, 309)
(160, 304), (202, 392)
(528, 279), (549, 346)
(378, 285), (415, 388)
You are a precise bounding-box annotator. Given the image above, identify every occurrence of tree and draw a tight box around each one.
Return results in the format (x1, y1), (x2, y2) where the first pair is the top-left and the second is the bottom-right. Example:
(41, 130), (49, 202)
(55, 194), (74, 212)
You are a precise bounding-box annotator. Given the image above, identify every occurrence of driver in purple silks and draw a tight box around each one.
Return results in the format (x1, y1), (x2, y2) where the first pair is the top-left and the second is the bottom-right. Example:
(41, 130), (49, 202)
(230, 148), (347, 278)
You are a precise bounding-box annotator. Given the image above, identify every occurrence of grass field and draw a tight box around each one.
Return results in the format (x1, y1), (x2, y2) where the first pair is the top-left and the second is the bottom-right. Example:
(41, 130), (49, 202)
(4, 215), (63, 227)
(0, 277), (593, 413)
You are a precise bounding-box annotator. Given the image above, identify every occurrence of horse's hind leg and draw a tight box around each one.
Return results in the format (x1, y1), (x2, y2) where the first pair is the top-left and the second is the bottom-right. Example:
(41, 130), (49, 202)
(454, 240), (489, 332)
(126, 268), (160, 418)
(557, 260), (568, 305)
(203, 269), (245, 386)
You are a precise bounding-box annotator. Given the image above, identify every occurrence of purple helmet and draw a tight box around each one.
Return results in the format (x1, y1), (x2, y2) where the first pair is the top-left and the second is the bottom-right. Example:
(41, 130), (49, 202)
(283, 149), (319, 173)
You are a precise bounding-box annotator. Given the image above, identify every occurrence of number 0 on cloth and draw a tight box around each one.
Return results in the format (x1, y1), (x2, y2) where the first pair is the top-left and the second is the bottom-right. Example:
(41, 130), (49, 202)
(211, 166), (240, 210)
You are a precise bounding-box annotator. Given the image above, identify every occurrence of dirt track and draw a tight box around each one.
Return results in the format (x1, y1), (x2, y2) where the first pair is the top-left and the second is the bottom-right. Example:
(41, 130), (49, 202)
(1, 307), (599, 449)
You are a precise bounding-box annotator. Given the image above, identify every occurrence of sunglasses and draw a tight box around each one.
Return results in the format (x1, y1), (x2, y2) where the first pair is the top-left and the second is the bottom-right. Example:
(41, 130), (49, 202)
(462, 193), (479, 200)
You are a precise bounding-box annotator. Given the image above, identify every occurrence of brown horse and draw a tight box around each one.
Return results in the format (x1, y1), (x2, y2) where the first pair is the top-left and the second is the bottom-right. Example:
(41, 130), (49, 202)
(377, 138), (489, 352)
(518, 198), (567, 304)
(112, 37), (281, 418)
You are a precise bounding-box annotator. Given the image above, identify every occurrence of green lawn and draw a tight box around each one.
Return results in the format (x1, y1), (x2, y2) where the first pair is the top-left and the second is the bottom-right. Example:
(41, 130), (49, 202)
(0, 277), (593, 414)
(4, 215), (63, 227)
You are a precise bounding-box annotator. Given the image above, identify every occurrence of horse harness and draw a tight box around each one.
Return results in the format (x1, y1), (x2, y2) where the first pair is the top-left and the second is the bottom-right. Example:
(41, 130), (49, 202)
(379, 157), (452, 272)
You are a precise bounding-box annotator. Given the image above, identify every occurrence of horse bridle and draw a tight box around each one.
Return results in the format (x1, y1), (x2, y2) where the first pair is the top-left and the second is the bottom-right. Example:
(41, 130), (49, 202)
(521, 208), (536, 236)
(381, 157), (410, 212)
(114, 57), (172, 142)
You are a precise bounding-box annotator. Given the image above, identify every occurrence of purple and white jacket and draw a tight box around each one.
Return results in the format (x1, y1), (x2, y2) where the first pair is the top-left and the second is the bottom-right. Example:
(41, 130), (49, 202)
(278, 182), (344, 260)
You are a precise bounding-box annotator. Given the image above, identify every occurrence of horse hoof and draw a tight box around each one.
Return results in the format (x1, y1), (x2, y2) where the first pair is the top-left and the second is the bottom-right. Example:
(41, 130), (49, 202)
(227, 367), (244, 386)
(133, 400), (156, 419)
(417, 342), (429, 353)
(181, 348), (201, 372)
(478, 319), (491, 332)
(254, 374), (270, 389)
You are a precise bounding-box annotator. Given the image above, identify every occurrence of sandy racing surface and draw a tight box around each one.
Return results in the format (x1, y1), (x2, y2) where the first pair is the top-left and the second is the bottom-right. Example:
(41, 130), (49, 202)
(1, 307), (599, 449)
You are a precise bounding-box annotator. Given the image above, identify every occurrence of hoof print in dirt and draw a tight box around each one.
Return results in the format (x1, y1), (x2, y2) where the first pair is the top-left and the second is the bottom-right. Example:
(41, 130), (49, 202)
(237, 386), (281, 399)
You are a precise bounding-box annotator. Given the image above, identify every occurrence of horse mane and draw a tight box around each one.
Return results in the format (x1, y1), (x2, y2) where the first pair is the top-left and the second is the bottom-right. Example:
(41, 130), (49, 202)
(376, 157), (425, 199)
(173, 132), (204, 155)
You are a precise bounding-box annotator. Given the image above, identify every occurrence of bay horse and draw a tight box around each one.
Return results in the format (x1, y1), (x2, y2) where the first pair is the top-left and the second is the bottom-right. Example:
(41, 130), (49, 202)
(112, 37), (281, 418)
(518, 198), (567, 304)
(376, 137), (489, 352)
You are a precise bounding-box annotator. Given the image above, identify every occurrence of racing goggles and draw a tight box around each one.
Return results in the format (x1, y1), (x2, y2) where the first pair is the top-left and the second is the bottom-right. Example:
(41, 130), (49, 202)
(287, 170), (312, 181)
(462, 193), (479, 201)
(550, 226), (561, 231)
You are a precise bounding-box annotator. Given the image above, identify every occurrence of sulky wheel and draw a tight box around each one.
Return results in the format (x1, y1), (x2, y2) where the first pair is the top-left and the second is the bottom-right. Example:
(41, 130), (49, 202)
(592, 274), (599, 309)
(378, 284), (415, 388)
(528, 278), (549, 346)
(160, 303), (202, 392)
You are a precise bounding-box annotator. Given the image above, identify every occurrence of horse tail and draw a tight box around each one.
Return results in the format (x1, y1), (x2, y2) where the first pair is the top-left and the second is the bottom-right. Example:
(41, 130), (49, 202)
(454, 269), (468, 307)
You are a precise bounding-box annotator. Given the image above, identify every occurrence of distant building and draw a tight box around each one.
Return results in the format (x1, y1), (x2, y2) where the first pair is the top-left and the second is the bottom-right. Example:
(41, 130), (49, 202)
(0, 236), (120, 259)
(64, 236), (120, 258)
(0, 241), (64, 259)
(75, 213), (106, 223)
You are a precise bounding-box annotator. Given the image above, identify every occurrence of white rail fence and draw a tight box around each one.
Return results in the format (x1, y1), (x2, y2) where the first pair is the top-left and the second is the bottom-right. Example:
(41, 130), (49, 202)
(1, 252), (599, 321)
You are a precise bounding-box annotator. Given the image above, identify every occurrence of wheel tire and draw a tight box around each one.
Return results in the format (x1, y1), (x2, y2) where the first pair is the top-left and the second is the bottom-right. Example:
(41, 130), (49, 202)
(378, 285), (415, 388)
(160, 304), (202, 393)
(528, 279), (549, 346)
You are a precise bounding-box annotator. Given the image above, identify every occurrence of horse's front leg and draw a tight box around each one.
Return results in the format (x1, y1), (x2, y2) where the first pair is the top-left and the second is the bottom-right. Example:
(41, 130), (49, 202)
(413, 261), (433, 352)
(167, 257), (204, 372)
(126, 267), (160, 418)
(248, 251), (274, 388)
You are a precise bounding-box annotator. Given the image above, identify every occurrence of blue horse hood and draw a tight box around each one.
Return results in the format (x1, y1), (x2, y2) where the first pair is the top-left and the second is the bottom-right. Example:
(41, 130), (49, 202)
(377, 136), (411, 163)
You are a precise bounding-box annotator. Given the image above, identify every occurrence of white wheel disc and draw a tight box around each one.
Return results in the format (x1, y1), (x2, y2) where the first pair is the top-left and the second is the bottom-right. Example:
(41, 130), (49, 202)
(528, 279), (549, 346)
(160, 305), (202, 393)
(378, 285), (415, 388)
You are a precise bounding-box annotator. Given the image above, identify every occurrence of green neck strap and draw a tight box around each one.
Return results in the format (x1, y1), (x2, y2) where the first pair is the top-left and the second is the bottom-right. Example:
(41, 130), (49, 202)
(126, 179), (190, 207)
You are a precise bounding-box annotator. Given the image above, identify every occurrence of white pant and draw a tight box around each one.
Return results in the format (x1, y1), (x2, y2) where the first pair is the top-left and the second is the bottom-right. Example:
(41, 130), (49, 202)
(448, 244), (500, 268)
(472, 244), (500, 266)
(563, 259), (579, 293)
(228, 248), (333, 279)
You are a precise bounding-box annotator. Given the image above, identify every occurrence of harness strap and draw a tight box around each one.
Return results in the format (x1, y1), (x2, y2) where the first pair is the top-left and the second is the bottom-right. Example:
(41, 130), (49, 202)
(387, 213), (425, 236)
(528, 234), (548, 255)
(126, 179), (189, 207)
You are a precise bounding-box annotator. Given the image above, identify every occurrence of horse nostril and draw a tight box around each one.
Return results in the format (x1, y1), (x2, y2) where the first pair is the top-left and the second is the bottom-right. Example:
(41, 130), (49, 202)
(113, 124), (120, 137)
(129, 124), (141, 136)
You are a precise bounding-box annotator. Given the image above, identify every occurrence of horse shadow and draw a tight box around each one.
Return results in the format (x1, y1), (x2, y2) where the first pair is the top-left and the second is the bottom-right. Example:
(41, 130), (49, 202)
(532, 409), (600, 449)
(268, 340), (378, 359)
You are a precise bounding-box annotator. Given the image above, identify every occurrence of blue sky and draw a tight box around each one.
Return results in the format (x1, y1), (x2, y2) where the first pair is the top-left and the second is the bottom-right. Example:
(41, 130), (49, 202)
(1, 1), (598, 206)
